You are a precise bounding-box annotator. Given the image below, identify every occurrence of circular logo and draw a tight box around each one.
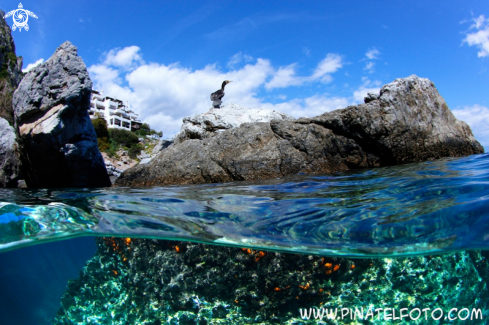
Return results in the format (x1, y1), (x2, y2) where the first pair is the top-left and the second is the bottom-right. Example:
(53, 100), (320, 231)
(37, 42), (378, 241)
(13, 9), (28, 28)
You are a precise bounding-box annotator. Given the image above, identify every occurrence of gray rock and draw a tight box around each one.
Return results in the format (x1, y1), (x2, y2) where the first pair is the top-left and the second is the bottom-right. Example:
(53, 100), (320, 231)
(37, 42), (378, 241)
(12, 41), (110, 188)
(0, 117), (20, 187)
(0, 12), (22, 187)
(364, 92), (379, 103)
(139, 158), (152, 165)
(138, 151), (150, 159)
(115, 75), (484, 187)
(151, 139), (173, 156)
(173, 103), (295, 144)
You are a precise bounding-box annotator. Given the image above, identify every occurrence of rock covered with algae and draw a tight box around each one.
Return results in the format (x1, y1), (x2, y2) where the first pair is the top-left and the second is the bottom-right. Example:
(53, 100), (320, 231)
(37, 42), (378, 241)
(54, 238), (489, 324)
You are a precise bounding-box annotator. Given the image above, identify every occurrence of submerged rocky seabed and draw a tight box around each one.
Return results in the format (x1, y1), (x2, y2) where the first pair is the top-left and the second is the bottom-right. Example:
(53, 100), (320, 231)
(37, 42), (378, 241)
(54, 238), (489, 325)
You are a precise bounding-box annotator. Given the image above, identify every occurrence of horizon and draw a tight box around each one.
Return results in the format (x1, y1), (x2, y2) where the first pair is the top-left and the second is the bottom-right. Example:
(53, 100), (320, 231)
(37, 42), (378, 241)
(2, 1), (488, 150)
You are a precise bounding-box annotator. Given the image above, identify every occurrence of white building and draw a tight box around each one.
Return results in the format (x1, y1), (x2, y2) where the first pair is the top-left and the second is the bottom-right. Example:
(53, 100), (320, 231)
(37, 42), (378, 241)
(88, 90), (142, 131)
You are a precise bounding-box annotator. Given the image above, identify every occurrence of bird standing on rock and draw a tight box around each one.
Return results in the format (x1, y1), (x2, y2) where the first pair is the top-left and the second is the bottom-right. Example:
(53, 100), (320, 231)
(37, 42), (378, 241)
(210, 80), (232, 108)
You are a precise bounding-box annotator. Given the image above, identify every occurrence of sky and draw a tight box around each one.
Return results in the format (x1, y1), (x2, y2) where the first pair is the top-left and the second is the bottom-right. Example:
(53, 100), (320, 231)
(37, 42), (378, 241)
(2, 1), (488, 149)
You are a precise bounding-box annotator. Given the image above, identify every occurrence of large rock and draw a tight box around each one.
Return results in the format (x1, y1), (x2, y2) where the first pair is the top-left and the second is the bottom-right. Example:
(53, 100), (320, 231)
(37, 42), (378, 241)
(173, 103), (295, 144)
(55, 238), (489, 324)
(115, 75), (484, 187)
(0, 117), (20, 187)
(13, 41), (110, 188)
(151, 138), (173, 156)
(0, 11), (23, 187)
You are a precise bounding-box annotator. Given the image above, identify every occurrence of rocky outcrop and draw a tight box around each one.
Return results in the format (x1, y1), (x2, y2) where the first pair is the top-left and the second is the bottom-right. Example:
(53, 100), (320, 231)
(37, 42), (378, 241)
(0, 118), (20, 187)
(13, 41), (110, 188)
(0, 10), (23, 126)
(173, 103), (294, 144)
(115, 75), (483, 188)
(0, 11), (23, 187)
(151, 138), (173, 156)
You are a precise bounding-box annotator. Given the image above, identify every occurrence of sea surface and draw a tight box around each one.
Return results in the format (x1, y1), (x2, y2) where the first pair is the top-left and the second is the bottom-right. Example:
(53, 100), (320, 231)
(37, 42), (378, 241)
(0, 152), (488, 324)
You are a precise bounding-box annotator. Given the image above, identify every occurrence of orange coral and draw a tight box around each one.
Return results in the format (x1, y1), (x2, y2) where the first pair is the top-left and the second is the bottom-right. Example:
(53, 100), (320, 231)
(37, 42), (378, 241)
(255, 251), (266, 262)
(299, 283), (310, 290)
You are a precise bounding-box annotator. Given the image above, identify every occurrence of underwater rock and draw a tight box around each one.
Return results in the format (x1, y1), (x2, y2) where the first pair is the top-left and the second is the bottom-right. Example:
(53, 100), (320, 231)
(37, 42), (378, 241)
(54, 238), (489, 324)
(12, 41), (110, 188)
(115, 75), (483, 187)
(173, 103), (295, 145)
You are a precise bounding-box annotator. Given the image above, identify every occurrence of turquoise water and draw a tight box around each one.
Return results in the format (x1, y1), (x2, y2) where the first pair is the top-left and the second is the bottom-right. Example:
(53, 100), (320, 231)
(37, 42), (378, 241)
(1, 153), (488, 257)
(1, 153), (489, 324)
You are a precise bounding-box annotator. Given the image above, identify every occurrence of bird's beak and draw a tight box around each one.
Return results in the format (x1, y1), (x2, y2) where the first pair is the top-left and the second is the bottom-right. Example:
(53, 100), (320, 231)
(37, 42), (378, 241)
(229, 81), (233, 83)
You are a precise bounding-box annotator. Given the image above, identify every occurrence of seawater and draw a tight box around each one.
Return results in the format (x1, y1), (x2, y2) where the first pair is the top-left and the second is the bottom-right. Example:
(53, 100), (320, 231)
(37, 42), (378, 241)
(0, 153), (488, 324)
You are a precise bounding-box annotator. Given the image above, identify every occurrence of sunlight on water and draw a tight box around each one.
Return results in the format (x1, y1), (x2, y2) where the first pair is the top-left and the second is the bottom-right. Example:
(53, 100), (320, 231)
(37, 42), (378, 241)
(0, 153), (488, 257)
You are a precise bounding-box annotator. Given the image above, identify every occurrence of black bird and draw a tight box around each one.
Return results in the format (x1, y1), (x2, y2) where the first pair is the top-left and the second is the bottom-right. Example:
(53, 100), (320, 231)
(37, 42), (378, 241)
(210, 80), (232, 108)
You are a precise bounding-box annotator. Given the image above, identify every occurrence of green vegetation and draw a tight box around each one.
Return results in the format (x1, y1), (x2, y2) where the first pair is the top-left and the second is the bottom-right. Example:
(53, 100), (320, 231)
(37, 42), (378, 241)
(91, 118), (110, 152)
(109, 128), (142, 159)
(91, 118), (160, 160)
(135, 123), (163, 138)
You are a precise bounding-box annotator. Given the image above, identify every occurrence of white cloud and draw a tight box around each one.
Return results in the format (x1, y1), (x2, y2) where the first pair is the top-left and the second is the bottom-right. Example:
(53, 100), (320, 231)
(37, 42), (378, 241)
(364, 61), (375, 74)
(87, 47), (370, 138)
(311, 54), (343, 81)
(363, 48), (380, 73)
(260, 95), (350, 119)
(452, 104), (489, 150)
(88, 64), (121, 86)
(265, 53), (343, 89)
(265, 64), (302, 89)
(22, 58), (44, 73)
(104, 46), (143, 69)
(352, 78), (382, 103)
(227, 52), (253, 68)
(463, 15), (489, 58)
(365, 48), (380, 60)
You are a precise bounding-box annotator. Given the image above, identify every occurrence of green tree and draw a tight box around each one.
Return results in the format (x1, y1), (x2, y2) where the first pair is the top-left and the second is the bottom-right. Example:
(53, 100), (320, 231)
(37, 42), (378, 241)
(91, 118), (110, 152)
(109, 128), (140, 148)
(91, 117), (109, 138)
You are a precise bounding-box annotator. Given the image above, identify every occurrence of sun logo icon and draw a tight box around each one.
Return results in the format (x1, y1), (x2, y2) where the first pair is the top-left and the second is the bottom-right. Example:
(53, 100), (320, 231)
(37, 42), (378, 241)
(3, 3), (38, 32)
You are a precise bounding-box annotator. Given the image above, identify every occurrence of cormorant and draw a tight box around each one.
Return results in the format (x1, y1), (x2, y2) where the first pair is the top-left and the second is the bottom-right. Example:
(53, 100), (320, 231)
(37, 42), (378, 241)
(210, 80), (232, 108)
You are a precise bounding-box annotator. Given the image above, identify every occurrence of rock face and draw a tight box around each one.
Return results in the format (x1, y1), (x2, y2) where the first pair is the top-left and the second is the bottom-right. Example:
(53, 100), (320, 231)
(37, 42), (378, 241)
(0, 11), (23, 187)
(116, 75), (484, 187)
(173, 103), (295, 144)
(13, 41), (110, 188)
(0, 10), (23, 126)
(0, 118), (20, 187)
(151, 138), (173, 155)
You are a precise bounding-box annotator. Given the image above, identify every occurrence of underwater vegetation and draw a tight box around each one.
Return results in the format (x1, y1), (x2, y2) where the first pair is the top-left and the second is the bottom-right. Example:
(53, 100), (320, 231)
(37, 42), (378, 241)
(54, 238), (489, 324)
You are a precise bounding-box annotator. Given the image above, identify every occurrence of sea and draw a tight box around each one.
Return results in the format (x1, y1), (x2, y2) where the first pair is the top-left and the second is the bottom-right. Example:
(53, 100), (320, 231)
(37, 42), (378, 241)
(0, 152), (488, 324)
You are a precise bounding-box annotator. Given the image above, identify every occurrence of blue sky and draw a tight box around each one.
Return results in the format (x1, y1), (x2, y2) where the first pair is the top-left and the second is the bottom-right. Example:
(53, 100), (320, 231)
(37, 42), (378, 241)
(2, 1), (488, 149)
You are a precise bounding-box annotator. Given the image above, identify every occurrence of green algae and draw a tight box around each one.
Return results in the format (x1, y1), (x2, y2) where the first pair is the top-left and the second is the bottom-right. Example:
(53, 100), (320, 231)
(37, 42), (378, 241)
(54, 238), (489, 324)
